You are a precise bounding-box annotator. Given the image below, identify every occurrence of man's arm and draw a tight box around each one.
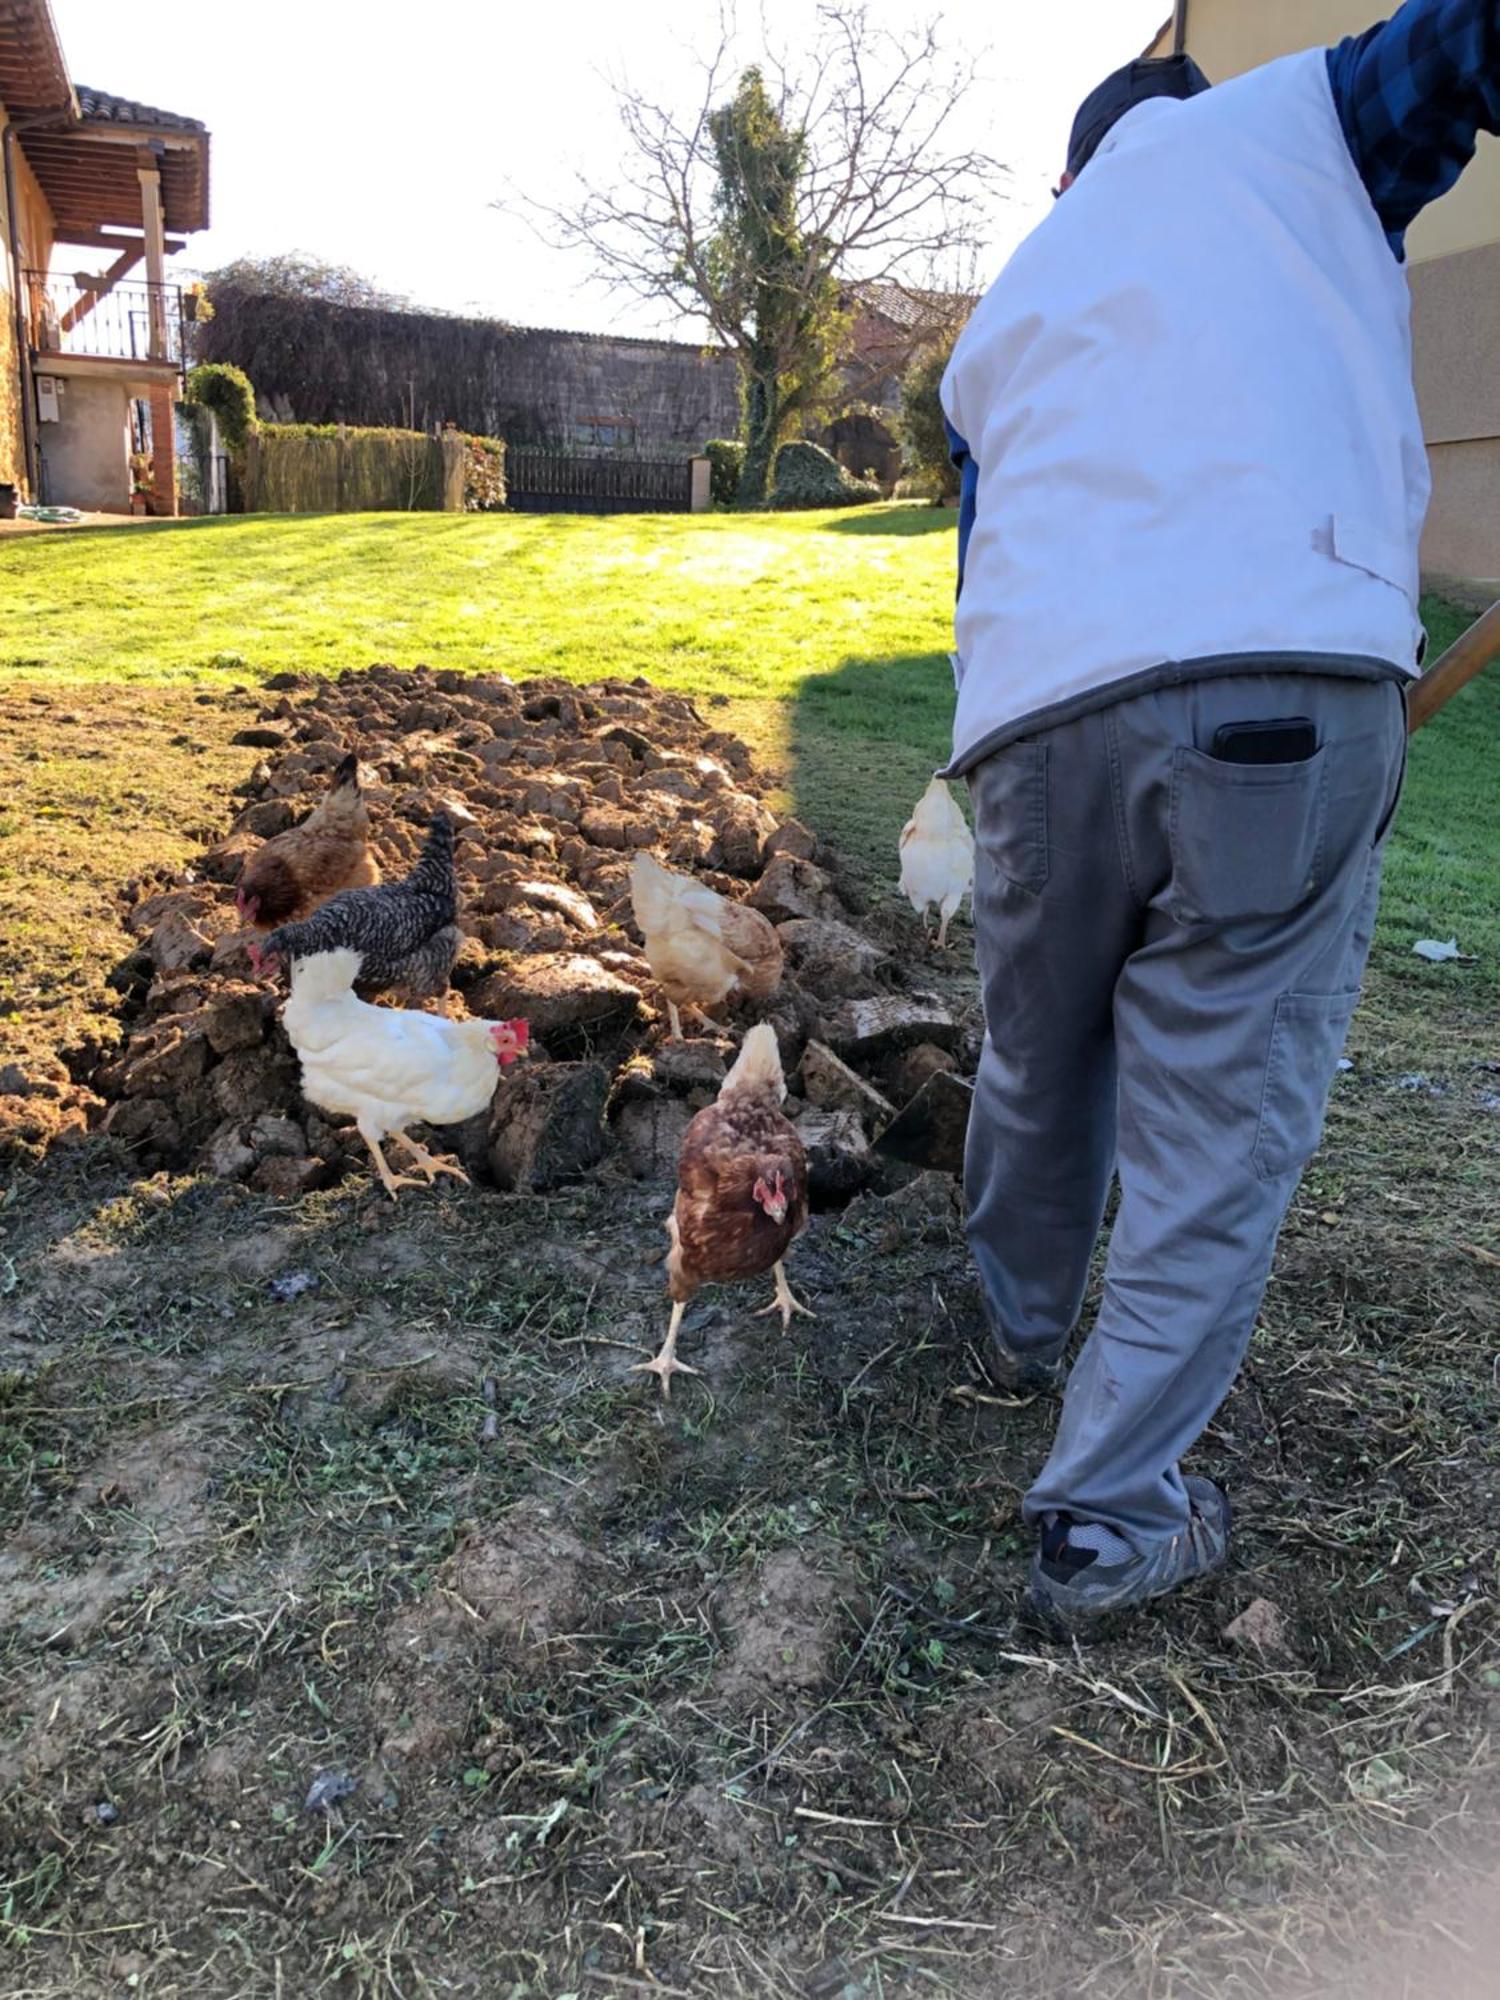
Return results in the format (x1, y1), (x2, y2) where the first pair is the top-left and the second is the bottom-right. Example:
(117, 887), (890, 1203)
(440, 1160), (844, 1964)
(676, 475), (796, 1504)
(1327, 0), (1500, 258)
(946, 416), (978, 601)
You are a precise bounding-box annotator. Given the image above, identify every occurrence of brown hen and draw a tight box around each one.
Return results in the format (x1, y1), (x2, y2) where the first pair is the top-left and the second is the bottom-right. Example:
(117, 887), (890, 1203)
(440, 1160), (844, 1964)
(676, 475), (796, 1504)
(635, 1023), (812, 1397)
(236, 751), (380, 930)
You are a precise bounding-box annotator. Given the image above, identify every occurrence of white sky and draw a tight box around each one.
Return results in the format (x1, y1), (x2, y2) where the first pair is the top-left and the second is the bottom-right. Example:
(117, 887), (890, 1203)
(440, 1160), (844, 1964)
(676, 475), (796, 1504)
(56, 0), (1168, 337)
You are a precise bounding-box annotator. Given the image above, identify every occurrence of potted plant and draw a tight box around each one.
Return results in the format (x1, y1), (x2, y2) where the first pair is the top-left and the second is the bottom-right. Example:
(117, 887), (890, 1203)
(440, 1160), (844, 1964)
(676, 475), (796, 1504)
(130, 452), (152, 515)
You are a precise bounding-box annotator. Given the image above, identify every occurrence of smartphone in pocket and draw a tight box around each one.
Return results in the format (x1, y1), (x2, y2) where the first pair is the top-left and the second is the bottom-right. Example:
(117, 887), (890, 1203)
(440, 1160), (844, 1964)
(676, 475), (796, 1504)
(1210, 717), (1318, 765)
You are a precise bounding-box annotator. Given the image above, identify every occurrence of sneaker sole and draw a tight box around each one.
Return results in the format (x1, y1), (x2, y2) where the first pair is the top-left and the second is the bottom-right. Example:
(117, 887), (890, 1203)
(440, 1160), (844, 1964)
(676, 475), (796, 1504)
(1025, 1537), (1232, 1643)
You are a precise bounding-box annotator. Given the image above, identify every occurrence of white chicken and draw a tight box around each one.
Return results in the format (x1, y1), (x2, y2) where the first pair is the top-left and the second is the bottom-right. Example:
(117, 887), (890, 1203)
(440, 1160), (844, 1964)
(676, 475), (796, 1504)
(282, 948), (529, 1198)
(629, 851), (783, 1041)
(899, 777), (975, 948)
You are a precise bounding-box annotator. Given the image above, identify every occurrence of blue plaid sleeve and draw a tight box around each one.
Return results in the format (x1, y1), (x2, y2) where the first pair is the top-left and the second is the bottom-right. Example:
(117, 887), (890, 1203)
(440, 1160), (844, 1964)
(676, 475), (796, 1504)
(946, 417), (977, 601)
(1326, 0), (1500, 259)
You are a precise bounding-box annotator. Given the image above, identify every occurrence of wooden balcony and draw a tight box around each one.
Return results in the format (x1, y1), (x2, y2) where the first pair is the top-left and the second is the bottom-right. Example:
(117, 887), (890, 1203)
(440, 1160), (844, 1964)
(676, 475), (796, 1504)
(25, 272), (191, 373)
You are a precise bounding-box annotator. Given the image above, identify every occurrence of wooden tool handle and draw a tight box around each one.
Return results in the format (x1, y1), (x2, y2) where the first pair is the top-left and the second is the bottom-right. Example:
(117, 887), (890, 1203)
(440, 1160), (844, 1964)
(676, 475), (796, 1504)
(1406, 598), (1500, 734)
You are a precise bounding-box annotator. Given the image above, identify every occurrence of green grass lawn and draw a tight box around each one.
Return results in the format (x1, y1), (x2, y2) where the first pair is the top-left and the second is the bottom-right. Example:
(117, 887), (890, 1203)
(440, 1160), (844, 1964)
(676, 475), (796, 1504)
(1, 505), (1494, 1000)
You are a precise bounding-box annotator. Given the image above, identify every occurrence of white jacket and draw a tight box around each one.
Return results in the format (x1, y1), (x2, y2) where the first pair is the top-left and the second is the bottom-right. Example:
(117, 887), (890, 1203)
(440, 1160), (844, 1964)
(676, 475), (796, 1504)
(941, 48), (1429, 772)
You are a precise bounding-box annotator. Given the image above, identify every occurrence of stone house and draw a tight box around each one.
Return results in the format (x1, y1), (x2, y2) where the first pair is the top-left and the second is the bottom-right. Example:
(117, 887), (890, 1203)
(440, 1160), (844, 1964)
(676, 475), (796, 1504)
(826, 281), (976, 488)
(1, 0), (210, 514)
(1147, 3), (1500, 585)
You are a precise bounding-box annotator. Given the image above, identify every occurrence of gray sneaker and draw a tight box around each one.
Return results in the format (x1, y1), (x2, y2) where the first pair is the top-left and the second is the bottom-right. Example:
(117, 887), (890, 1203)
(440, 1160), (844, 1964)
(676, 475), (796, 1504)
(1028, 1477), (1232, 1638)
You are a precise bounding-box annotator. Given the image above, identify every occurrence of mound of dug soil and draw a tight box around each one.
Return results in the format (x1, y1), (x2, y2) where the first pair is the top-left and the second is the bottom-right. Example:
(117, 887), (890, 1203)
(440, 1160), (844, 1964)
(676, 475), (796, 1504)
(74, 666), (979, 1197)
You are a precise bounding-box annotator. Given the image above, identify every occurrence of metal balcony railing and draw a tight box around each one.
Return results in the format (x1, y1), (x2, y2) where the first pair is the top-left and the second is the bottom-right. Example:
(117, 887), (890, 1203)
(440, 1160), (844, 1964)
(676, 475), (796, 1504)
(25, 273), (191, 366)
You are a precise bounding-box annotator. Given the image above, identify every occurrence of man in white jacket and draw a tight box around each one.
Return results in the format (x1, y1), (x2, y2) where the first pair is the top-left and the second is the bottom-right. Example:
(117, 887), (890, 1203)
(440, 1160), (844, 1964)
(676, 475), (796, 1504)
(941, 0), (1498, 1634)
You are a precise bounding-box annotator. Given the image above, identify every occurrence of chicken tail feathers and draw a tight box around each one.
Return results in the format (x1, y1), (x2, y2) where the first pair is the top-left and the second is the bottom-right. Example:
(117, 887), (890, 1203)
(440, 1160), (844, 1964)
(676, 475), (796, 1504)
(719, 1022), (786, 1105)
(286, 946), (363, 1007)
(405, 813), (458, 918)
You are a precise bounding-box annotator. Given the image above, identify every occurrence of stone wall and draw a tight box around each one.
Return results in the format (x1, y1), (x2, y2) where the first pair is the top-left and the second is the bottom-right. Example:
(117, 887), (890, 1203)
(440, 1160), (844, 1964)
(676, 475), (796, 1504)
(0, 270), (22, 492)
(197, 292), (741, 456)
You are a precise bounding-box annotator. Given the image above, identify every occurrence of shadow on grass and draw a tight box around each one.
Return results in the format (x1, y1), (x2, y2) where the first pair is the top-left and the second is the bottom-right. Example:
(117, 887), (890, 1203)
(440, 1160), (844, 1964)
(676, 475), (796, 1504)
(819, 504), (957, 537)
(783, 649), (956, 888)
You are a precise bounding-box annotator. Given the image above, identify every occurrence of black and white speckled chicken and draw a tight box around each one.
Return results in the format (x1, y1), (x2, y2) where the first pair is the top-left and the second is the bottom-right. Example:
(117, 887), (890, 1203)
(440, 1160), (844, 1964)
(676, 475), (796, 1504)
(250, 812), (463, 1012)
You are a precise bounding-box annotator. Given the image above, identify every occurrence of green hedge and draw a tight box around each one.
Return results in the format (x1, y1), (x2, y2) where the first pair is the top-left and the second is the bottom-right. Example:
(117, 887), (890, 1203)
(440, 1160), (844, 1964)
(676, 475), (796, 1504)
(771, 440), (881, 510)
(184, 362), (258, 452)
(243, 424), (452, 512)
(704, 438), (745, 507)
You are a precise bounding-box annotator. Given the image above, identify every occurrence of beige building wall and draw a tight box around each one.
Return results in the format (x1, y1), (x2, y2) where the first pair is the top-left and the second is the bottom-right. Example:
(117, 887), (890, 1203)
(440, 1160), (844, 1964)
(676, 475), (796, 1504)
(1148, 3), (1499, 581)
(1, 107), (58, 496)
(35, 371), (132, 511)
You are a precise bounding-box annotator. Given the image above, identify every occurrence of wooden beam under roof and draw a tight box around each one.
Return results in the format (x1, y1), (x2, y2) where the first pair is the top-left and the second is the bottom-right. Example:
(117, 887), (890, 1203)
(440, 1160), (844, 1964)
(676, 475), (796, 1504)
(60, 245), (144, 333)
(50, 225), (186, 254)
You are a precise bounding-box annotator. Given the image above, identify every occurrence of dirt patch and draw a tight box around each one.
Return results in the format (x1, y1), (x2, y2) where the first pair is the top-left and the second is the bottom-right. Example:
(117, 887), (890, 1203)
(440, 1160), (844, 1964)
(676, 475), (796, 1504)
(713, 1546), (853, 1706)
(53, 666), (979, 1200)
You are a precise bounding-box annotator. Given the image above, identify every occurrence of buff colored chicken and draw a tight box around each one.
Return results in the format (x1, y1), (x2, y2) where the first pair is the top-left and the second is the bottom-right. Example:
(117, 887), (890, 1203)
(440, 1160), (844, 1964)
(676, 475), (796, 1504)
(899, 777), (974, 948)
(629, 851), (783, 1041)
(282, 947), (528, 1198)
(236, 752), (380, 930)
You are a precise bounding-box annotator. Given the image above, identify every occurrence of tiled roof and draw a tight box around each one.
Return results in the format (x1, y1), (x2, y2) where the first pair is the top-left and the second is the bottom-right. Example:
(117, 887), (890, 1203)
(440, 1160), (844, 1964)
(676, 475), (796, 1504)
(75, 85), (206, 134)
(845, 281), (977, 331)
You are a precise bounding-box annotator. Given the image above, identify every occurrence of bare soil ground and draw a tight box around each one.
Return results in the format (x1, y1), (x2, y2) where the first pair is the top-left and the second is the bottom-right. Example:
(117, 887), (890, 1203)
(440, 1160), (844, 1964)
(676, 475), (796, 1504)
(0, 677), (1497, 1999)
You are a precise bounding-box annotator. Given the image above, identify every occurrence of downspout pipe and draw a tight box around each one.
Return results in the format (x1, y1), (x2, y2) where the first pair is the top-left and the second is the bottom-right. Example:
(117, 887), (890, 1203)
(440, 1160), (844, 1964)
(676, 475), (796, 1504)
(3, 106), (75, 499)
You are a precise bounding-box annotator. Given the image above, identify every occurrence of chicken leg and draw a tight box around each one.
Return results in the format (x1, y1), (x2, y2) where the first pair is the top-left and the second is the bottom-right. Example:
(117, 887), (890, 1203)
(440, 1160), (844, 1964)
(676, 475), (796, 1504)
(360, 1130), (425, 1201)
(391, 1131), (471, 1185)
(631, 1301), (701, 1400)
(755, 1261), (815, 1333)
(665, 999), (685, 1042)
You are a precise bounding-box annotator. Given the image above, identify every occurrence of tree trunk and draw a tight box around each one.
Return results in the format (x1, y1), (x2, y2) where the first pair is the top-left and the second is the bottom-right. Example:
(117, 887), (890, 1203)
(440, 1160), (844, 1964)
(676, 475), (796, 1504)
(738, 366), (780, 505)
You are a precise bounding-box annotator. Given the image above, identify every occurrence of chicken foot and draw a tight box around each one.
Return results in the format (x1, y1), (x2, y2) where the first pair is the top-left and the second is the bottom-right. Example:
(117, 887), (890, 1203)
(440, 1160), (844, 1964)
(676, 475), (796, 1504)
(755, 1261), (815, 1334)
(361, 1132), (427, 1200)
(663, 1000), (727, 1043)
(391, 1132), (471, 1185)
(631, 1300), (701, 1400)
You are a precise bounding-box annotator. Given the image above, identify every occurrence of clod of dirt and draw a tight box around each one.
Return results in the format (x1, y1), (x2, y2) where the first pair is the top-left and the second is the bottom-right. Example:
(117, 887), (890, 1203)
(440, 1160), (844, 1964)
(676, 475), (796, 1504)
(778, 917), (888, 999)
(824, 993), (960, 1059)
(748, 854), (846, 924)
(886, 1041), (957, 1105)
(488, 1060), (610, 1191)
(763, 817), (818, 863)
(467, 953), (641, 1045)
(613, 1094), (696, 1180)
(795, 1108), (873, 1207)
(873, 1068), (974, 1176)
(714, 1547), (851, 1706)
(1223, 1596), (1295, 1659)
(799, 1040), (895, 1130)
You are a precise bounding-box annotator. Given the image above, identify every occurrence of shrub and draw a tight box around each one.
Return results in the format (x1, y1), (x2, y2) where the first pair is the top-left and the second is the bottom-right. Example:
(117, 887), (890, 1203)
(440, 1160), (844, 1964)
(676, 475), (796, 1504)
(770, 439), (881, 510)
(704, 438), (745, 507)
(898, 337), (960, 501)
(462, 433), (507, 510)
(184, 362), (258, 453)
(893, 468), (952, 505)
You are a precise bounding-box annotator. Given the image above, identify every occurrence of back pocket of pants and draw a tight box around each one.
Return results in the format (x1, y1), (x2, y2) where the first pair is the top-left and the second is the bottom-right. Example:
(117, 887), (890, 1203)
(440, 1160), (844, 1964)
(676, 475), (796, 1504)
(1168, 745), (1326, 925)
(1253, 988), (1360, 1181)
(971, 741), (1049, 894)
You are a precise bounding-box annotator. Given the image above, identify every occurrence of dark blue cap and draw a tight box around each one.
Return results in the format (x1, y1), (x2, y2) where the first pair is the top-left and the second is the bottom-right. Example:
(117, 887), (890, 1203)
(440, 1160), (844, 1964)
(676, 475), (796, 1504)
(1066, 53), (1212, 179)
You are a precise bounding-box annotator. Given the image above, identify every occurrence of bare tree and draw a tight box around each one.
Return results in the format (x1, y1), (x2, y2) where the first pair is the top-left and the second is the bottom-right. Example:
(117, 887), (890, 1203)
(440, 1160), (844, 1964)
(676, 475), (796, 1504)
(514, 5), (1003, 501)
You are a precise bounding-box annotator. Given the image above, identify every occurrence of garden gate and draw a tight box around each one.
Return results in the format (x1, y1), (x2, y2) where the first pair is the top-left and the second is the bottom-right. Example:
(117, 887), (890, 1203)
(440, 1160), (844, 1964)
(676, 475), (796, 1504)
(506, 448), (704, 514)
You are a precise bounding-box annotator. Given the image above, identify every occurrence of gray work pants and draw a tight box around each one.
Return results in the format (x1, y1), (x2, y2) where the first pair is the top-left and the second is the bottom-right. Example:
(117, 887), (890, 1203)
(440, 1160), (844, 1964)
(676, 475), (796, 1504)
(965, 671), (1407, 1549)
